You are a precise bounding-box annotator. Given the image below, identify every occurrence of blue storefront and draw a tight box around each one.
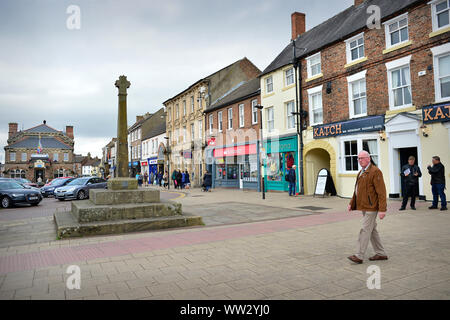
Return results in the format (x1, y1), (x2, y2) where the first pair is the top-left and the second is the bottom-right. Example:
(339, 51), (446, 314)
(263, 135), (299, 192)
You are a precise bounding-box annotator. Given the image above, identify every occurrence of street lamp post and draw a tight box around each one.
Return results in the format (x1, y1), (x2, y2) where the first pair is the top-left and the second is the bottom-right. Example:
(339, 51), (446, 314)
(164, 136), (170, 190)
(255, 105), (265, 200)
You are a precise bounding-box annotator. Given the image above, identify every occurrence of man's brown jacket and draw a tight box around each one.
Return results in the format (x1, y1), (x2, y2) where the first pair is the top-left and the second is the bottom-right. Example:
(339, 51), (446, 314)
(349, 164), (387, 212)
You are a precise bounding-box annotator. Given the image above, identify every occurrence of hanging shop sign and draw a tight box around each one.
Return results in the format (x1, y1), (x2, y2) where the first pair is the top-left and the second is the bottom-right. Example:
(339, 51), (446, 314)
(313, 115), (384, 139)
(34, 160), (45, 168)
(141, 161), (148, 167)
(148, 157), (158, 165)
(208, 138), (216, 146)
(183, 151), (192, 159)
(422, 103), (450, 124)
(213, 144), (257, 158)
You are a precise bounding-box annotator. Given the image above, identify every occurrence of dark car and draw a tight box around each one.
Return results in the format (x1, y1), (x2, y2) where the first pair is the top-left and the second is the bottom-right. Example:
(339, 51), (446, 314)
(13, 178), (39, 188)
(40, 177), (75, 198)
(54, 177), (107, 201)
(0, 180), (43, 208)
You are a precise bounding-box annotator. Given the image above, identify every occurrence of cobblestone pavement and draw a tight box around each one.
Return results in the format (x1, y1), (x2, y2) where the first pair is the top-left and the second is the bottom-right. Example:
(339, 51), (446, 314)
(0, 188), (449, 300)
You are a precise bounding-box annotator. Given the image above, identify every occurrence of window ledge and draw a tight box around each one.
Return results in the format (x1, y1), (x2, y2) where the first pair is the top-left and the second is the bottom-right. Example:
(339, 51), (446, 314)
(305, 73), (323, 83)
(386, 105), (416, 116)
(282, 84), (296, 92)
(345, 57), (368, 68)
(262, 92), (275, 98)
(382, 40), (413, 55)
(429, 26), (450, 38)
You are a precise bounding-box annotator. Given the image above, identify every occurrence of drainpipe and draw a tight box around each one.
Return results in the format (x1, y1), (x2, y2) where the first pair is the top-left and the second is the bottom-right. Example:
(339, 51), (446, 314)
(293, 39), (306, 195)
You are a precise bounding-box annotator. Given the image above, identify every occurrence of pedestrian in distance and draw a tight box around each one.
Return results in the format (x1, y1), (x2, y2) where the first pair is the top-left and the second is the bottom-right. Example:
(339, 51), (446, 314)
(347, 151), (388, 264)
(163, 171), (169, 189)
(203, 170), (212, 192)
(400, 156), (422, 210)
(176, 169), (182, 190)
(143, 171), (148, 187)
(171, 169), (177, 189)
(427, 156), (447, 211)
(181, 171), (186, 189)
(185, 170), (190, 189)
(287, 165), (297, 197)
(137, 172), (143, 187)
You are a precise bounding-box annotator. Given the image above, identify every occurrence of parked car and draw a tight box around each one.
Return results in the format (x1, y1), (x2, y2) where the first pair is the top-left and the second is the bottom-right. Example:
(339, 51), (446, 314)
(0, 180), (42, 208)
(54, 177), (107, 201)
(13, 178), (39, 188)
(40, 177), (75, 198)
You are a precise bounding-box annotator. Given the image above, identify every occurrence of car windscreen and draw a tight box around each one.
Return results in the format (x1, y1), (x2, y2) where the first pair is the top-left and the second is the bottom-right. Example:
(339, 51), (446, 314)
(66, 178), (89, 186)
(14, 178), (30, 184)
(0, 181), (25, 190)
(50, 179), (63, 185)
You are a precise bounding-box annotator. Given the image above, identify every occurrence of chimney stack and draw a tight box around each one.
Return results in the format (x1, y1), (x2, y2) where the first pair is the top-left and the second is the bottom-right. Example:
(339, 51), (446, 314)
(66, 126), (74, 139)
(354, 0), (365, 6)
(136, 115), (144, 122)
(8, 123), (18, 139)
(291, 12), (306, 41)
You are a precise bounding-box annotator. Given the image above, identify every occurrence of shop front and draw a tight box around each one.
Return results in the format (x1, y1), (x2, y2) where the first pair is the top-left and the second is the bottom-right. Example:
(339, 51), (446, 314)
(264, 135), (298, 192)
(212, 143), (259, 190)
(147, 158), (157, 177)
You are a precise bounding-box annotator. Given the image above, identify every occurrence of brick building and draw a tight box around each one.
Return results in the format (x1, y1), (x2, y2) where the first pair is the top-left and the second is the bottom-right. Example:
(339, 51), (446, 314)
(205, 77), (262, 190)
(260, 0), (450, 200)
(164, 57), (261, 187)
(4, 121), (76, 183)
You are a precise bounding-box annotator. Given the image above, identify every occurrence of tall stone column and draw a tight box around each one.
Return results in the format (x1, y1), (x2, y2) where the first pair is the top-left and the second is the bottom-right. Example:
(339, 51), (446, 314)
(115, 75), (131, 178)
(107, 75), (137, 190)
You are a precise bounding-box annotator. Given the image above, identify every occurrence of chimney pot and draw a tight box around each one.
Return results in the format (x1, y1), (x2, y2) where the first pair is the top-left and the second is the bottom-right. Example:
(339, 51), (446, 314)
(354, 0), (365, 6)
(291, 12), (306, 41)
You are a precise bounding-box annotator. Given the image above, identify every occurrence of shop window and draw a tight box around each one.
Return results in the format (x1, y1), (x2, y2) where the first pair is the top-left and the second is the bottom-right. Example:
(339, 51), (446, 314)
(266, 152), (295, 182)
(227, 165), (238, 180)
(344, 141), (359, 172)
(363, 139), (378, 166)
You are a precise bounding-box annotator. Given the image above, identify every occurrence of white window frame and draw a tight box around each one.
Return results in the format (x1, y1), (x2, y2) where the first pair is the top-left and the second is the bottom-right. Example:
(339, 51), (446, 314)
(191, 96), (194, 113)
(239, 104), (245, 128)
(198, 120), (203, 140)
(267, 107), (275, 133)
(286, 100), (296, 129)
(347, 70), (368, 119)
(386, 55), (413, 110)
(431, 42), (450, 102)
(252, 99), (258, 124)
(285, 68), (295, 86)
(431, 0), (450, 32)
(265, 76), (273, 93)
(183, 100), (186, 116)
(339, 134), (380, 174)
(307, 85), (323, 126)
(228, 108), (233, 130)
(306, 52), (322, 79)
(384, 13), (409, 50)
(209, 115), (213, 134)
(345, 32), (365, 64)
(218, 111), (223, 132)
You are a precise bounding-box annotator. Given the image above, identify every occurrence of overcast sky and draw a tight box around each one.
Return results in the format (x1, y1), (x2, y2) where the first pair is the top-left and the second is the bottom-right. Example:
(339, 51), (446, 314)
(0, 0), (354, 163)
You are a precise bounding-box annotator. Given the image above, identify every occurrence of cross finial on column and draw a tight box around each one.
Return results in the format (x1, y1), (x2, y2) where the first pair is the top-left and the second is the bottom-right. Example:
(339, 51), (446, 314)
(115, 75), (131, 95)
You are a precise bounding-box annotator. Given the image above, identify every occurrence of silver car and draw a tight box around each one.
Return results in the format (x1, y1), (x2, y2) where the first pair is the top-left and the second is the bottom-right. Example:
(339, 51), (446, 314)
(54, 177), (107, 201)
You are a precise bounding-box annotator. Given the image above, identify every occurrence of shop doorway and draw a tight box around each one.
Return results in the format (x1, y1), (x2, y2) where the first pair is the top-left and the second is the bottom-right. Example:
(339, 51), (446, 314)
(239, 164), (244, 189)
(399, 147), (419, 198)
(34, 169), (45, 183)
(305, 148), (331, 195)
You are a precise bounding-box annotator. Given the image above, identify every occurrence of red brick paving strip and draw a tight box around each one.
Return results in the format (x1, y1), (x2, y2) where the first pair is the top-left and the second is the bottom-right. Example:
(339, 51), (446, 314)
(0, 211), (359, 275)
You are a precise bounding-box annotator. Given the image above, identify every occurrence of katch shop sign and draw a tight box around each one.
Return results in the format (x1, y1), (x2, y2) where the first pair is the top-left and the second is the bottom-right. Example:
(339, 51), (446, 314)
(313, 115), (384, 139)
(422, 103), (450, 124)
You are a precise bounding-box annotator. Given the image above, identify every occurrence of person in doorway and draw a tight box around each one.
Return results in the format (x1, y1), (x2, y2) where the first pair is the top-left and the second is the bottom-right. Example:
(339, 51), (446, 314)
(203, 170), (212, 192)
(400, 156), (422, 210)
(287, 165), (297, 197)
(143, 171), (148, 187)
(347, 150), (388, 264)
(427, 156), (447, 211)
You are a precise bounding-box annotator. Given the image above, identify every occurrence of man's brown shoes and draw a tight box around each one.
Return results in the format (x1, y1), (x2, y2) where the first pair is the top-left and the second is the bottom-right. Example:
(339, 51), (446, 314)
(369, 254), (389, 261)
(347, 255), (363, 264)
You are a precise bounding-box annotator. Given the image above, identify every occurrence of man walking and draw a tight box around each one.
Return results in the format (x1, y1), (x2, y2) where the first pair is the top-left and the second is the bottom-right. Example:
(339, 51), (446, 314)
(347, 151), (388, 264)
(287, 165), (297, 197)
(428, 156), (447, 211)
(400, 156), (422, 210)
